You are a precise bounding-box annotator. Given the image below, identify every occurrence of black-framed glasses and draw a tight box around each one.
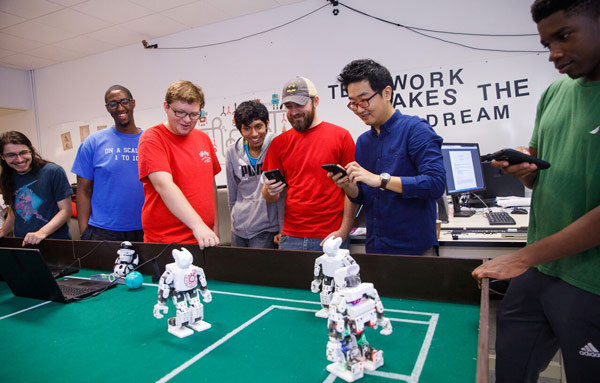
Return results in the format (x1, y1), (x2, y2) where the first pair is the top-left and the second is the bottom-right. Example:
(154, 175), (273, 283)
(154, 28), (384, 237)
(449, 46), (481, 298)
(106, 98), (132, 109)
(347, 91), (380, 111)
(3, 149), (32, 160)
(168, 104), (201, 120)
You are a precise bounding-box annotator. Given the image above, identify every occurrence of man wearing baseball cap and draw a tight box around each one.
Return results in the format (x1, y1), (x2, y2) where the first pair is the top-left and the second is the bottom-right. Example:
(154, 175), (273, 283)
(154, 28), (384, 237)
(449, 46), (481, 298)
(261, 76), (356, 251)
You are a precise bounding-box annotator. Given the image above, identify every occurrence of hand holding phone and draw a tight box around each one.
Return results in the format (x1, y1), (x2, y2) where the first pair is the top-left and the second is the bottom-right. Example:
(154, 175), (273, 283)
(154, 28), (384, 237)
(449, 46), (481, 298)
(481, 148), (550, 170)
(321, 164), (348, 177)
(263, 169), (288, 187)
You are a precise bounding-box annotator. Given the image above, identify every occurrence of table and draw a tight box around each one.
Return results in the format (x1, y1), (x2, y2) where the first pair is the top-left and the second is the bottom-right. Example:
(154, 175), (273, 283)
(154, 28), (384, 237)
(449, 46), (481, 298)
(0, 238), (489, 383)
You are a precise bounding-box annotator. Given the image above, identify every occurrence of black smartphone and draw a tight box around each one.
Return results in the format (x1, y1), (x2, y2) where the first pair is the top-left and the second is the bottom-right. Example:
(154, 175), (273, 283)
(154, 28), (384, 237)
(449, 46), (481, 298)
(481, 149), (550, 170)
(263, 169), (288, 186)
(321, 164), (348, 177)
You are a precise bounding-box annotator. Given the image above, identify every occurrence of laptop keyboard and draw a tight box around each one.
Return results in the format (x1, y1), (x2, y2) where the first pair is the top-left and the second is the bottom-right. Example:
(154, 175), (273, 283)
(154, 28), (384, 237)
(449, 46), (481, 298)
(486, 212), (516, 225)
(59, 285), (99, 297)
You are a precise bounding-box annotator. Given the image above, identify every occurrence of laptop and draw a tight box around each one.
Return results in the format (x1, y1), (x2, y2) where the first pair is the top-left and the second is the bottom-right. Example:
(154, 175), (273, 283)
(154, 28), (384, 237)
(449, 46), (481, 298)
(0, 247), (115, 303)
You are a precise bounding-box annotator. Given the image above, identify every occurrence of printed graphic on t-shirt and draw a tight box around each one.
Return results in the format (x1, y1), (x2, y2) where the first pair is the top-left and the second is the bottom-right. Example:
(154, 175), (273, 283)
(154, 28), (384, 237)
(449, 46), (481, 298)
(15, 181), (47, 223)
(239, 163), (263, 181)
(105, 146), (139, 162)
(198, 150), (212, 164)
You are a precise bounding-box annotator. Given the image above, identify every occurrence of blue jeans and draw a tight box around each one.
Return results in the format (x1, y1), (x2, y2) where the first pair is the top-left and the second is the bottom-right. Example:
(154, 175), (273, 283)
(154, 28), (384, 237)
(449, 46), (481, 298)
(231, 231), (278, 249)
(278, 235), (350, 251)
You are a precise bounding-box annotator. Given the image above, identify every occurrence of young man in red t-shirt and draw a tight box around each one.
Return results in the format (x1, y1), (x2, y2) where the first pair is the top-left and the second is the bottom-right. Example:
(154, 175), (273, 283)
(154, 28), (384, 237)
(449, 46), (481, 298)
(262, 76), (356, 251)
(138, 80), (221, 249)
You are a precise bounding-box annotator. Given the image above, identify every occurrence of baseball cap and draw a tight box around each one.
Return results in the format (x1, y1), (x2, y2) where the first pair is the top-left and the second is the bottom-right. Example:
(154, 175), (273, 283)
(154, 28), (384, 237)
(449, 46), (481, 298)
(280, 76), (318, 108)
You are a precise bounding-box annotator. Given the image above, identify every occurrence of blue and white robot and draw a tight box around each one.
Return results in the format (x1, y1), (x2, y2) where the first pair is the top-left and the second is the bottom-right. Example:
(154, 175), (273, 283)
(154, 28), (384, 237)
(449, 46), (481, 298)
(153, 248), (212, 338)
(311, 236), (356, 318)
(326, 264), (393, 382)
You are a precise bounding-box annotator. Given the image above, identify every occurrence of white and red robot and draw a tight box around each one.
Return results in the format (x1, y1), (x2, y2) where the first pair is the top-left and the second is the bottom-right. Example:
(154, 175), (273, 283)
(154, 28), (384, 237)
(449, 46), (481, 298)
(153, 248), (212, 338)
(113, 241), (139, 278)
(311, 236), (356, 318)
(326, 264), (393, 382)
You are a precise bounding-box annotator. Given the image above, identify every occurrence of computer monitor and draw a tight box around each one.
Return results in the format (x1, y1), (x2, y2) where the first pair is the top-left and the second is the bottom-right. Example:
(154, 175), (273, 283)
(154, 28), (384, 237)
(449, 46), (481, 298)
(478, 162), (525, 198)
(441, 143), (486, 217)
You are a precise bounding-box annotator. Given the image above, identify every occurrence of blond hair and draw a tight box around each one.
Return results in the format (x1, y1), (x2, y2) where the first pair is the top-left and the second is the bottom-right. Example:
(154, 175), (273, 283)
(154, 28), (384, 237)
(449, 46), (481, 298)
(165, 80), (205, 108)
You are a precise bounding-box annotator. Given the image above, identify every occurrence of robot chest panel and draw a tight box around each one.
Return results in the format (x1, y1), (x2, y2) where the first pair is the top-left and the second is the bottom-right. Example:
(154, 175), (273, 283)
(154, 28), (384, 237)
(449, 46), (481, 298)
(347, 299), (376, 320)
(173, 270), (198, 291)
(322, 257), (343, 275)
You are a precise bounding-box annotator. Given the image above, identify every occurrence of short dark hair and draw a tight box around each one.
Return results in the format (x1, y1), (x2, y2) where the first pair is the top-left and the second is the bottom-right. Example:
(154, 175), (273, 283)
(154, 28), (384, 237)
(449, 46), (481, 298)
(337, 59), (394, 97)
(233, 100), (269, 132)
(104, 85), (133, 103)
(531, 0), (600, 23)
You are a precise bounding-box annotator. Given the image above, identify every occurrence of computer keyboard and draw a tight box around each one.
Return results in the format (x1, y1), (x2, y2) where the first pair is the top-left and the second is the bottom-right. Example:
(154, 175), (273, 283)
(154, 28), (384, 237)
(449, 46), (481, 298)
(485, 211), (516, 225)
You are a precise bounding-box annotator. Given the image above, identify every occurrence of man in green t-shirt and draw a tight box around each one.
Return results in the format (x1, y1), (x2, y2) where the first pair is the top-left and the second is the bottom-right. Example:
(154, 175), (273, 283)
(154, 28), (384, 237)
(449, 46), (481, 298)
(473, 1), (600, 382)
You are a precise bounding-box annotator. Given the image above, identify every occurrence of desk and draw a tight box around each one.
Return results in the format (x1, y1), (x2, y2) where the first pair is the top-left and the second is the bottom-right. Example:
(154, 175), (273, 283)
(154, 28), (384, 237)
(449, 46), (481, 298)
(439, 211), (529, 259)
(0, 238), (489, 383)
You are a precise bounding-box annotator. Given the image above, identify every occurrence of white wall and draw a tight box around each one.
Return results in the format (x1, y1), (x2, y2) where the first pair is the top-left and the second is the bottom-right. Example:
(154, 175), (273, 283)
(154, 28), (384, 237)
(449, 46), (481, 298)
(0, 66), (33, 110)
(25, 0), (560, 185)
(0, 110), (38, 148)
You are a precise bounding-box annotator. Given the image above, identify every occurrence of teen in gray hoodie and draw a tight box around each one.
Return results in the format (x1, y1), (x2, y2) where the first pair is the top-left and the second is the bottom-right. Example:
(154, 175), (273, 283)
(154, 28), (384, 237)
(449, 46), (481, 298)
(226, 100), (284, 248)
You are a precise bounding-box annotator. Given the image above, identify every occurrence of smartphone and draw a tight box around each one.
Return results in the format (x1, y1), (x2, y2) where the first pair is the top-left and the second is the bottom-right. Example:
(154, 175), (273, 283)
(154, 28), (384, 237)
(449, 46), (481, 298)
(321, 164), (348, 177)
(263, 169), (288, 186)
(481, 149), (550, 170)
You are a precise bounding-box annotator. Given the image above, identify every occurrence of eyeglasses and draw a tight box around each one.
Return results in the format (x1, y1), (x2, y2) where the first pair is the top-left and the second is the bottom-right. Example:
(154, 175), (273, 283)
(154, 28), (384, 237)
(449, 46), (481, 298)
(347, 91), (380, 111)
(106, 98), (132, 109)
(3, 149), (32, 160)
(168, 104), (201, 120)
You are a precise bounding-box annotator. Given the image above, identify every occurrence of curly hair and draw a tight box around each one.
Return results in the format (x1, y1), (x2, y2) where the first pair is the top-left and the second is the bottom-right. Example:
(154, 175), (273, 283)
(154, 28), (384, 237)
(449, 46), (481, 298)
(165, 80), (205, 109)
(0, 131), (49, 206)
(233, 100), (269, 132)
(531, 0), (600, 23)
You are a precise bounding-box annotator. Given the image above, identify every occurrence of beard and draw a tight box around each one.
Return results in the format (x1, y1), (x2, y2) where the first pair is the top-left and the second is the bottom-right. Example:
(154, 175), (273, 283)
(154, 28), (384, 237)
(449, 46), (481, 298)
(289, 103), (315, 132)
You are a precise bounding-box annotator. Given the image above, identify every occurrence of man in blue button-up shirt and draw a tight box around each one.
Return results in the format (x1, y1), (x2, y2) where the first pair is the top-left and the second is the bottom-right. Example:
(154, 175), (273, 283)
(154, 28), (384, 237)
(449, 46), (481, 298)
(330, 59), (446, 255)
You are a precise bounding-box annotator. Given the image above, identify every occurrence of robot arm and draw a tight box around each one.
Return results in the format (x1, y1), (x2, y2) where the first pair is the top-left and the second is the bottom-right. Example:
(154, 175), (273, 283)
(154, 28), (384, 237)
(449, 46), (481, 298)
(311, 257), (324, 293)
(196, 267), (212, 303)
(341, 253), (356, 268)
(328, 293), (347, 334)
(153, 269), (173, 319)
(368, 288), (393, 335)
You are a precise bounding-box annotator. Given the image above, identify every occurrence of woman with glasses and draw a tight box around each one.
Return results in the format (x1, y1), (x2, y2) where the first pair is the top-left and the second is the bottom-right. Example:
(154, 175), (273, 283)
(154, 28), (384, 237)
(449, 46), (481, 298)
(0, 131), (73, 245)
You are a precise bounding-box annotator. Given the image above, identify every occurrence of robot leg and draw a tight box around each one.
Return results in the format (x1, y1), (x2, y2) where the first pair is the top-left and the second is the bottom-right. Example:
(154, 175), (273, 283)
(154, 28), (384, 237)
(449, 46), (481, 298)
(316, 283), (334, 318)
(186, 290), (211, 332)
(326, 335), (364, 382)
(167, 293), (193, 338)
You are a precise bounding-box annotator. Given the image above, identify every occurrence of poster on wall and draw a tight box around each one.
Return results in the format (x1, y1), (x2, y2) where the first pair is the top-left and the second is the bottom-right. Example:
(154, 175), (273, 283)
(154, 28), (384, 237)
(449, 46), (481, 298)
(60, 132), (73, 151)
(79, 125), (90, 142)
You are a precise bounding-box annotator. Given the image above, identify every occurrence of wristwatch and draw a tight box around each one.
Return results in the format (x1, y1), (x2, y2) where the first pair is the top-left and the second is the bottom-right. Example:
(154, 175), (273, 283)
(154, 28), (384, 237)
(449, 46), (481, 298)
(379, 172), (391, 190)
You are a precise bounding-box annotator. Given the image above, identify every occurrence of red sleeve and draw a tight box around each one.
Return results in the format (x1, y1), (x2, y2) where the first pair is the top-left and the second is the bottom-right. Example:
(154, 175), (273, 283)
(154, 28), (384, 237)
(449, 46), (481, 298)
(339, 130), (356, 166)
(138, 128), (171, 181)
(262, 136), (282, 172)
(210, 138), (221, 176)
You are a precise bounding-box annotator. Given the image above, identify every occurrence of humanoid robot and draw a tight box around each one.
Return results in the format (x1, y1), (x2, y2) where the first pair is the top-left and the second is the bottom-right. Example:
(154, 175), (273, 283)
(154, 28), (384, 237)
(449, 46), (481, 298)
(153, 248), (212, 338)
(326, 264), (393, 382)
(311, 236), (356, 318)
(113, 241), (139, 278)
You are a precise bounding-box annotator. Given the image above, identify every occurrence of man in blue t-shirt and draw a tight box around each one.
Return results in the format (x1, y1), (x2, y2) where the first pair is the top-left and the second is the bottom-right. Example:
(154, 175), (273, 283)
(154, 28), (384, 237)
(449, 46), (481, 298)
(71, 85), (144, 241)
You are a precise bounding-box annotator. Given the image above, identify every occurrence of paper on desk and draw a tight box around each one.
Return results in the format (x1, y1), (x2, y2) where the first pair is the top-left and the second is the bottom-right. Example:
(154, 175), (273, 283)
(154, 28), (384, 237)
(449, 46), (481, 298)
(495, 197), (531, 208)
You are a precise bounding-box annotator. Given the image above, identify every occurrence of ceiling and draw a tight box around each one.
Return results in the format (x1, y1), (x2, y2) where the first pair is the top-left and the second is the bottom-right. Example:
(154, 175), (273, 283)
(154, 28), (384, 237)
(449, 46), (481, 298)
(0, 0), (302, 70)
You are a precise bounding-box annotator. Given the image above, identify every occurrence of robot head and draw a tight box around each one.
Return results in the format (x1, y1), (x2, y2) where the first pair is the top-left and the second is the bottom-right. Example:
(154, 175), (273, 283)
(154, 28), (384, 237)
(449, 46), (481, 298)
(172, 248), (193, 269)
(117, 241), (135, 257)
(334, 264), (361, 289)
(323, 236), (342, 257)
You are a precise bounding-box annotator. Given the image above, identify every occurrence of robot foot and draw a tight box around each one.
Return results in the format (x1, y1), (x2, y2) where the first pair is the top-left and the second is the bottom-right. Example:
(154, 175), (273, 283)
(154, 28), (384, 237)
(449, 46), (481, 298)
(168, 324), (194, 338)
(187, 320), (211, 333)
(363, 349), (384, 371)
(315, 307), (330, 318)
(326, 362), (364, 382)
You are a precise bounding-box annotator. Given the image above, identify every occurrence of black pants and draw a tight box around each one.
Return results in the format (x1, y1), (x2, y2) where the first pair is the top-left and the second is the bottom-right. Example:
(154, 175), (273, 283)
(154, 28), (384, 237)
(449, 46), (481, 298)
(80, 225), (144, 242)
(496, 268), (600, 383)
